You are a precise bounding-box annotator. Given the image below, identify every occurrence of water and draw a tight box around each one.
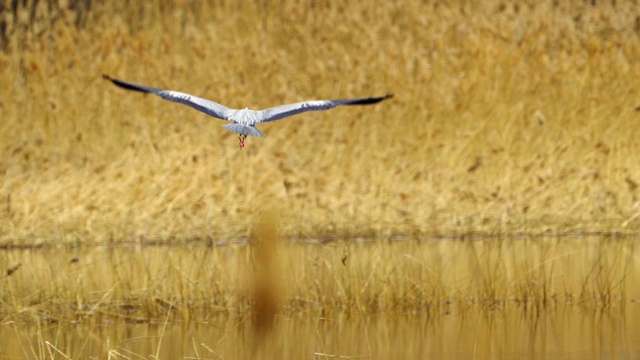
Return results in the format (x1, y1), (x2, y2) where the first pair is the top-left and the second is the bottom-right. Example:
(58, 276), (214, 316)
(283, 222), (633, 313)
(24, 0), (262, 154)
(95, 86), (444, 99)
(2, 305), (639, 359)
(0, 237), (638, 359)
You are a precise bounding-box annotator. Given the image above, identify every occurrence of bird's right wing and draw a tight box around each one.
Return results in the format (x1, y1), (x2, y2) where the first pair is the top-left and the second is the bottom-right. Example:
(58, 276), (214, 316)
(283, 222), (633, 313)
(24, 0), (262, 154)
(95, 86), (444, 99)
(103, 75), (233, 120)
(258, 94), (393, 123)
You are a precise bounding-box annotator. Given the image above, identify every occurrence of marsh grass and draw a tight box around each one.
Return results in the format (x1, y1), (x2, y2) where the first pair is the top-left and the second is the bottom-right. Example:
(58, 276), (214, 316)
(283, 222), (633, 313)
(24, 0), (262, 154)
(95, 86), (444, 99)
(0, 236), (635, 323)
(1, 1), (640, 244)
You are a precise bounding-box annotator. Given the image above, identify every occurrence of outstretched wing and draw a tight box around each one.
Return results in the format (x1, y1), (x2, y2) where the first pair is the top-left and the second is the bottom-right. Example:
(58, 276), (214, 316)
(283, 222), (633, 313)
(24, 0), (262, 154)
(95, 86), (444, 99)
(102, 75), (233, 120)
(258, 94), (393, 123)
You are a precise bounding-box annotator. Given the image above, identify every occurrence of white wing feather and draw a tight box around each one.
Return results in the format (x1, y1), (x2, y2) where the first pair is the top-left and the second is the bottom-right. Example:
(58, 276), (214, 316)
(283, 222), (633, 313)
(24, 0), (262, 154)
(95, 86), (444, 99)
(102, 75), (234, 121)
(157, 90), (233, 120)
(258, 96), (393, 123)
(259, 100), (337, 123)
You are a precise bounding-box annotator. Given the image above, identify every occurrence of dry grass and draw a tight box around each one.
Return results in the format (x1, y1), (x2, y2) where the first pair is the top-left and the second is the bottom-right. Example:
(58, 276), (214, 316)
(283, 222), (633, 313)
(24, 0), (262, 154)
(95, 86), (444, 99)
(1, 1), (640, 245)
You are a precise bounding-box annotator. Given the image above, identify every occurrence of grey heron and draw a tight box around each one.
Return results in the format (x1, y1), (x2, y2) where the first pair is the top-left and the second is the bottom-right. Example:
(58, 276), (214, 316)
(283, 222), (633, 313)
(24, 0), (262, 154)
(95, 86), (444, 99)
(103, 75), (392, 148)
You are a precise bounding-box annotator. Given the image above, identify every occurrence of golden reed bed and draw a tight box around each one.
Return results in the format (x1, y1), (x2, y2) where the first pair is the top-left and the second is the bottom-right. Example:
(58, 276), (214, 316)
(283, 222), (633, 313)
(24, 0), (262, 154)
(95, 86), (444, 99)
(1, 1), (640, 245)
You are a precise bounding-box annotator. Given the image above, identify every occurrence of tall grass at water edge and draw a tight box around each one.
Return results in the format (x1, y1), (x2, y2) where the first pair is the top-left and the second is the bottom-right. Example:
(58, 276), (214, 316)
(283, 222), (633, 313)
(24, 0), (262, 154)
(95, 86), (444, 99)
(0, 235), (636, 322)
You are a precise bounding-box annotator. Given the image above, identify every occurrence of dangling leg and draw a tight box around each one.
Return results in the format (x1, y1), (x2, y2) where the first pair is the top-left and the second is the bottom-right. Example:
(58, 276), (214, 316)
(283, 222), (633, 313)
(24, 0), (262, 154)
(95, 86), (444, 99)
(238, 134), (247, 149)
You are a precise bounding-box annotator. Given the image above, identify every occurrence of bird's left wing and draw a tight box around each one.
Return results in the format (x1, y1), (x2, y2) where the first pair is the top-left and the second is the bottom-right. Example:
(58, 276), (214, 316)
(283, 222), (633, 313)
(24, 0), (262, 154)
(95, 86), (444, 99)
(258, 94), (393, 123)
(103, 75), (233, 120)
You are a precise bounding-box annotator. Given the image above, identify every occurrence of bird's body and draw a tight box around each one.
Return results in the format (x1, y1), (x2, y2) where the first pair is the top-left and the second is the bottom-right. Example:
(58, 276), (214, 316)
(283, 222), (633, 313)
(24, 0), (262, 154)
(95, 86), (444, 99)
(103, 75), (392, 148)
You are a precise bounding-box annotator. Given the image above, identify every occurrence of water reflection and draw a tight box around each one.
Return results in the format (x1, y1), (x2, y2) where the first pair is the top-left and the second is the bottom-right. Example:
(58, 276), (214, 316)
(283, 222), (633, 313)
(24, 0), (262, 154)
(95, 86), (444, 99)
(1, 305), (639, 359)
(0, 237), (639, 358)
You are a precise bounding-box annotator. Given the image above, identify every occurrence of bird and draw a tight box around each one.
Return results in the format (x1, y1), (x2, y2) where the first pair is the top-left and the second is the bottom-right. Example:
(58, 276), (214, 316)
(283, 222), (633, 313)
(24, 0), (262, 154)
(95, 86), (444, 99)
(103, 75), (393, 148)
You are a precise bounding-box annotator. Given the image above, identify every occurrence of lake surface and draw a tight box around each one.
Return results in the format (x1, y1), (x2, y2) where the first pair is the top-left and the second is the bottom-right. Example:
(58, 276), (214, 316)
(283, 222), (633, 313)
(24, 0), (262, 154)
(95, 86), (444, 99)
(0, 237), (638, 359)
(2, 304), (639, 359)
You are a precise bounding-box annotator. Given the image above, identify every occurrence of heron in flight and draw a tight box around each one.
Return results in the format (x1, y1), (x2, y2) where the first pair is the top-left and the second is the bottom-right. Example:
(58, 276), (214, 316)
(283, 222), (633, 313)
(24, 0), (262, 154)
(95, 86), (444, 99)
(103, 75), (392, 148)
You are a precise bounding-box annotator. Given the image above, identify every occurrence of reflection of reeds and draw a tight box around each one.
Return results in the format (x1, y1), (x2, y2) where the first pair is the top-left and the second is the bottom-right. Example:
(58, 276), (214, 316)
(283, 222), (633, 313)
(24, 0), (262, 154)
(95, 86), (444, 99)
(1, 2), (640, 244)
(5, 301), (633, 359)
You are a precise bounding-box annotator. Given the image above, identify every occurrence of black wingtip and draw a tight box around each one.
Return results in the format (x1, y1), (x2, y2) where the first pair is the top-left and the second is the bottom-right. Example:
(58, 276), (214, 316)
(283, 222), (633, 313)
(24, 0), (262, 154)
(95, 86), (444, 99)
(369, 93), (394, 103)
(347, 94), (394, 105)
(102, 74), (121, 86)
(102, 74), (156, 94)
(102, 74), (116, 82)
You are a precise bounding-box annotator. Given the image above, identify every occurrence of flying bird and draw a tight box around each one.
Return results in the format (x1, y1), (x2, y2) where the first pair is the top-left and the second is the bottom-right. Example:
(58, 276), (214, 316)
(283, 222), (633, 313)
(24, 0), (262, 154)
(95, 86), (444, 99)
(103, 75), (392, 148)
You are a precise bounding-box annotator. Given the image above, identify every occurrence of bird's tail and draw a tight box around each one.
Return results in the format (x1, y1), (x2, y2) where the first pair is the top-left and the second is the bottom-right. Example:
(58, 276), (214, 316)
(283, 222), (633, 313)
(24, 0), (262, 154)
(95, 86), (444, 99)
(223, 124), (266, 138)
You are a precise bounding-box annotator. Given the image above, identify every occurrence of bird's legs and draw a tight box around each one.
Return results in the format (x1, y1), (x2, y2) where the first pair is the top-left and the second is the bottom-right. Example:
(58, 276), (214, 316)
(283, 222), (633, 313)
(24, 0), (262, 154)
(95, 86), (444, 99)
(238, 134), (247, 149)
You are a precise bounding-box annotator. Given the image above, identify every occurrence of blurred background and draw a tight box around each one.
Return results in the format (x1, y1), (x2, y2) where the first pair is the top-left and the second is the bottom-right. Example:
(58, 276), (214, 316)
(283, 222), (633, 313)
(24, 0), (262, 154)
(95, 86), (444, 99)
(1, 1), (640, 244)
